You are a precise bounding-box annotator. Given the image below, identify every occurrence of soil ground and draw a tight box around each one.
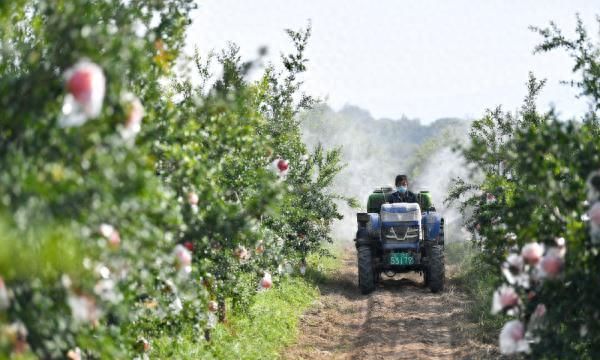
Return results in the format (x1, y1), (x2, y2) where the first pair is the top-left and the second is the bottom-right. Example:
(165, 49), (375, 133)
(284, 245), (498, 360)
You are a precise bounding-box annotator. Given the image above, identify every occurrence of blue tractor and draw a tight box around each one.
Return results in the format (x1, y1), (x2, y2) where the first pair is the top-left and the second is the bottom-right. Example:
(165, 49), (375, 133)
(355, 187), (445, 294)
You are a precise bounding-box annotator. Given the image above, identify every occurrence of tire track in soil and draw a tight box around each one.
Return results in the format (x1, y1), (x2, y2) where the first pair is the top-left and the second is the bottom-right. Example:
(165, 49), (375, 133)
(284, 245), (497, 360)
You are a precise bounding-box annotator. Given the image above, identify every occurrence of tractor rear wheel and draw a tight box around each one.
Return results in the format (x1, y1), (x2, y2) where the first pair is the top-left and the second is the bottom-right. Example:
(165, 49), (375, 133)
(427, 245), (445, 293)
(357, 246), (375, 294)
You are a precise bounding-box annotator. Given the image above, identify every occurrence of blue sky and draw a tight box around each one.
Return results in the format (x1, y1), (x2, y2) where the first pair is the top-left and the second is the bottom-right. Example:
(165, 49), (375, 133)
(187, 0), (598, 123)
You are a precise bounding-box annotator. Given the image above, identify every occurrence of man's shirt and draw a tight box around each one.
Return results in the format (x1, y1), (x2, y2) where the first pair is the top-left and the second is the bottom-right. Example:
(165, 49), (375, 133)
(389, 190), (418, 204)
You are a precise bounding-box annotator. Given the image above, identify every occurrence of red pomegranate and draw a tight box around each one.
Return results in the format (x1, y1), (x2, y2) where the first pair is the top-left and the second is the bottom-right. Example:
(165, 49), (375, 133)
(67, 69), (93, 103)
(499, 288), (518, 309)
(136, 338), (150, 352)
(108, 230), (121, 249)
(125, 96), (143, 127)
(508, 321), (524, 341)
(277, 159), (289, 171)
(183, 241), (194, 252)
(67, 348), (82, 360)
(60, 60), (106, 126)
(259, 272), (272, 289)
(119, 93), (144, 139)
(174, 244), (192, 272)
(540, 255), (563, 279)
(492, 285), (519, 314)
(99, 224), (120, 249)
(521, 242), (544, 265)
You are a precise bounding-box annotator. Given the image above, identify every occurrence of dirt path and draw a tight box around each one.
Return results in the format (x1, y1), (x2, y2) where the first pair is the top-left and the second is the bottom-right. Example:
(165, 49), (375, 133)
(285, 245), (497, 360)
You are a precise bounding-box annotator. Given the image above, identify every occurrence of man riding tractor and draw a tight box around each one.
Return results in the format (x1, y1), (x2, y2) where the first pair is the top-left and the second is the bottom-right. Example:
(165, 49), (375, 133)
(355, 173), (445, 294)
(389, 174), (418, 204)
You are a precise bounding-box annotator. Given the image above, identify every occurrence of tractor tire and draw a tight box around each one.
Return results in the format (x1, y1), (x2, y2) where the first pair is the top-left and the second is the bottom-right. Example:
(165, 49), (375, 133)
(427, 245), (445, 293)
(357, 246), (375, 294)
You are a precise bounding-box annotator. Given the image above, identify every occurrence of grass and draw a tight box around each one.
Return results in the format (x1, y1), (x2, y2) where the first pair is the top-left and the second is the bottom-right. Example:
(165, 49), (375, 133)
(150, 244), (343, 359)
(446, 241), (507, 345)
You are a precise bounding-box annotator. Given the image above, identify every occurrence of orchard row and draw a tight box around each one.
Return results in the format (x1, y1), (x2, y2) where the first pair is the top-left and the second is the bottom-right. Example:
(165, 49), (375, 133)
(450, 17), (600, 358)
(0, 1), (346, 358)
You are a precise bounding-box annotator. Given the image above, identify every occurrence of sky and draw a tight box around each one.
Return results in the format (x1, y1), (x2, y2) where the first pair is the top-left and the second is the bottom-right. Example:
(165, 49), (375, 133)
(187, 0), (598, 124)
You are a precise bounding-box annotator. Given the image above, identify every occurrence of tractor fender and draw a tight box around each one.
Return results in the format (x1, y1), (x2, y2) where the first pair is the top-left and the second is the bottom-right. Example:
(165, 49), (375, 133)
(366, 213), (381, 238)
(355, 212), (381, 246)
(422, 212), (443, 241)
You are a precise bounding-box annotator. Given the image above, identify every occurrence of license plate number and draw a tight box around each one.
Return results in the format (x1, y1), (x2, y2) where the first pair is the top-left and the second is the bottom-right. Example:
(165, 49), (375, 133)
(390, 252), (414, 265)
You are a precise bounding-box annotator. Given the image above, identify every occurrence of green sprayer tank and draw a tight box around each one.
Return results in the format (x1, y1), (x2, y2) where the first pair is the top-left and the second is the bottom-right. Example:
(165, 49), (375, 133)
(366, 187), (434, 212)
(417, 190), (433, 210)
(366, 187), (395, 213)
